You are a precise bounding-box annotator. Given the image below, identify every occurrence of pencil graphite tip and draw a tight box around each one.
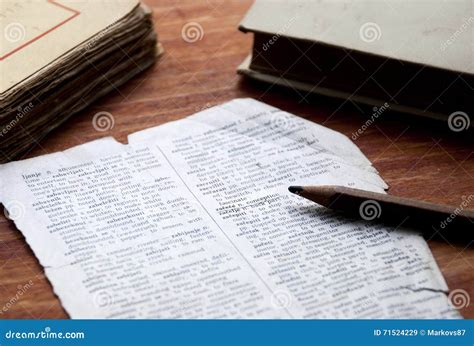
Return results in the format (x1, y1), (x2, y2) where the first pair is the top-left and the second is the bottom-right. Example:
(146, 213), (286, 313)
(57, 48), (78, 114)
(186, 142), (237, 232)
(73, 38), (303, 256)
(288, 186), (304, 195)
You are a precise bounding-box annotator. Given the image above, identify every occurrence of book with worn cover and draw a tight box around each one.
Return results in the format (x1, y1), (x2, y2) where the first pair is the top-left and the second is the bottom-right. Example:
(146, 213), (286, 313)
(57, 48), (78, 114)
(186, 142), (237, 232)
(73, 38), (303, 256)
(238, 0), (473, 125)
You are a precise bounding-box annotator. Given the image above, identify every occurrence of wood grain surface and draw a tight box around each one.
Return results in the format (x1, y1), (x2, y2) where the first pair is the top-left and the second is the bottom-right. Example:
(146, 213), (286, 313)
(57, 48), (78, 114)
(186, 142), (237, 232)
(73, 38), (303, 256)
(0, 0), (472, 319)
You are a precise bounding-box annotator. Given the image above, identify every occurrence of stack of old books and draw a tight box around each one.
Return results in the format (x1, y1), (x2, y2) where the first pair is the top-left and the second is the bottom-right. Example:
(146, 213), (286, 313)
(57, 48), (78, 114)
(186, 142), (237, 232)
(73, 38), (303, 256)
(0, 0), (161, 162)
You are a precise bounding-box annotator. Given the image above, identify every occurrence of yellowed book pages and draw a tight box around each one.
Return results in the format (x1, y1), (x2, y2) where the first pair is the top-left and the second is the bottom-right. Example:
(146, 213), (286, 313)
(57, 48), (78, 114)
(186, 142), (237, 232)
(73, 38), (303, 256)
(0, 0), (139, 94)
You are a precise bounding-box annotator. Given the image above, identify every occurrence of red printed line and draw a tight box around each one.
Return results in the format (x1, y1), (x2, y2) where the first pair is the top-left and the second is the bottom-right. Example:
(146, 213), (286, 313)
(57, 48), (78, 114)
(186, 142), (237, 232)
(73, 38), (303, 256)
(0, 0), (80, 61)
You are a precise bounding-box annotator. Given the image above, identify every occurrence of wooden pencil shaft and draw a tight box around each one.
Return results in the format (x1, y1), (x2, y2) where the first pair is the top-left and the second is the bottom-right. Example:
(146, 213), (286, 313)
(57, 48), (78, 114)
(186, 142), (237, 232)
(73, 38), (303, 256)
(290, 185), (474, 242)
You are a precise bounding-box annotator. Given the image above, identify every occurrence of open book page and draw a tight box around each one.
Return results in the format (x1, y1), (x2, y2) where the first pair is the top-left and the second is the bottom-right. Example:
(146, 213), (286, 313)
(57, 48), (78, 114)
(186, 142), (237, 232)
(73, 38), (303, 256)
(0, 99), (459, 318)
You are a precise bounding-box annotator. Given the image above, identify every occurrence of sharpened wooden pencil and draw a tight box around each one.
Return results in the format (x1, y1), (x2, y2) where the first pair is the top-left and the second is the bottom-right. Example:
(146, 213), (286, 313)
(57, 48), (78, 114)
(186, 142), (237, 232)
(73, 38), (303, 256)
(288, 185), (474, 244)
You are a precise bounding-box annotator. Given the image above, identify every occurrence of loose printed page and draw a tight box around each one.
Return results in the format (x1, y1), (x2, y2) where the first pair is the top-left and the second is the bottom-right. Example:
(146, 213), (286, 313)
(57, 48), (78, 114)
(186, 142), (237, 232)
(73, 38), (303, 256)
(131, 101), (458, 318)
(0, 99), (460, 318)
(0, 137), (284, 318)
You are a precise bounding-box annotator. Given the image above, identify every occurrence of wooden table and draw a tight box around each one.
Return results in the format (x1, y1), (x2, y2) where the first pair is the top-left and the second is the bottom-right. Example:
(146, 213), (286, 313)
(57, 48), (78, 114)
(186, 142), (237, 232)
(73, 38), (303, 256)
(1, 0), (472, 319)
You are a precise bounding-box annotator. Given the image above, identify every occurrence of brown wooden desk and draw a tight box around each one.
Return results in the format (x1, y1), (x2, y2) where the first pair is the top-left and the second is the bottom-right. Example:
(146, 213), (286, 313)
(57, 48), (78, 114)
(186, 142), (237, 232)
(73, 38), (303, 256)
(0, 0), (472, 319)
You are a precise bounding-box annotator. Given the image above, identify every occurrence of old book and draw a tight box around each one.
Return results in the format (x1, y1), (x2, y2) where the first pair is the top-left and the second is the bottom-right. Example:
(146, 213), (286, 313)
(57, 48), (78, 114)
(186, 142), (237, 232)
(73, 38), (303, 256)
(0, 99), (460, 318)
(238, 0), (473, 126)
(0, 0), (161, 163)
